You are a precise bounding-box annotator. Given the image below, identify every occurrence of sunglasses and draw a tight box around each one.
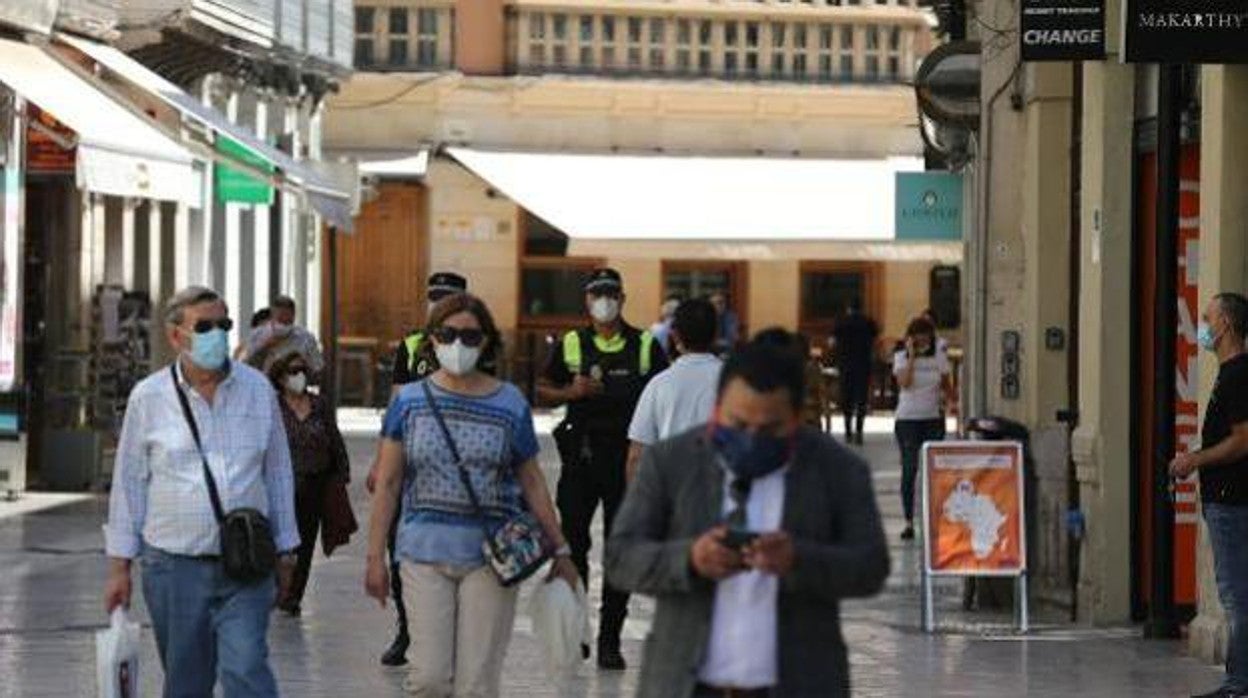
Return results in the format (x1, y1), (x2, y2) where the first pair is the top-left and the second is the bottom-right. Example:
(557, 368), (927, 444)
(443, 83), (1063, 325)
(188, 318), (234, 334)
(431, 326), (486, 348)
(286, 366), (308, 376)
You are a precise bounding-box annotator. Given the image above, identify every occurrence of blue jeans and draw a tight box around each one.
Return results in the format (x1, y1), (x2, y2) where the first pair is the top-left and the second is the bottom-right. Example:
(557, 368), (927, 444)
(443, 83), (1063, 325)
(1206, 502), (1248, 692)
(895, 418), (946, 523)
(140, 545), (279, 698)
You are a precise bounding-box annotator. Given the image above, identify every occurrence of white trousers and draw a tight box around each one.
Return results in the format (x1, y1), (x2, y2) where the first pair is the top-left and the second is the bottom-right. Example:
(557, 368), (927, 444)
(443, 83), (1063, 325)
(400, 562), (518, 698)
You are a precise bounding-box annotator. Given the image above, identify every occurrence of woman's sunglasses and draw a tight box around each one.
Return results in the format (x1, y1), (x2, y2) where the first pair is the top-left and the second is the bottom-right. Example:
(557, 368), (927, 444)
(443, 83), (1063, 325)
(431, 326), (486, 348)
(189, 318), (234, 334)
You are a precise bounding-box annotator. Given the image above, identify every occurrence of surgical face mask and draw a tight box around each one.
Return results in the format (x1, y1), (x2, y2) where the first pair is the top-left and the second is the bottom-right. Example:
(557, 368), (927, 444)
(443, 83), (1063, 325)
(590, 297), (621, 324)
(1198, 323), (1219, 352)
(711, 424), (791, 481)
(284, 371), (308, 394)
(435, 339), (481, 376)
(185, 328), (230, 371)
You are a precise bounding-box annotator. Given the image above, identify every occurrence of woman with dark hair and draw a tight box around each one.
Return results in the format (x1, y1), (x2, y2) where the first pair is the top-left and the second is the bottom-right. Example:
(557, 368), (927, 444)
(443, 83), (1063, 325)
(365, 293), (577, 697)
(893, 316), (957, 541)
(265, 344), (352, 615)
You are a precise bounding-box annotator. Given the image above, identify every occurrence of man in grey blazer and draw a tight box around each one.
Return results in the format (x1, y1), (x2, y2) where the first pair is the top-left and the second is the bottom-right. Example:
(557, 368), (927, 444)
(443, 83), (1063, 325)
(607, 333), (890, 698)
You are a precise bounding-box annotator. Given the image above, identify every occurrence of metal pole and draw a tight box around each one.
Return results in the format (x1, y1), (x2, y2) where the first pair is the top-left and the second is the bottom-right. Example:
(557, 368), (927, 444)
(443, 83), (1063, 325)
(1146, 63), (1182, 640)
(326, 224), (340, 412)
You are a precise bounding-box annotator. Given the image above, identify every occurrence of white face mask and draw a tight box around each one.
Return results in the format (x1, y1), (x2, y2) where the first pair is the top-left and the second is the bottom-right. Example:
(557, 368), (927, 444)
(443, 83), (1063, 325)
(435, 339), (482, 376)
(283, 371), (308, 394)
(590, 297), (621, 324)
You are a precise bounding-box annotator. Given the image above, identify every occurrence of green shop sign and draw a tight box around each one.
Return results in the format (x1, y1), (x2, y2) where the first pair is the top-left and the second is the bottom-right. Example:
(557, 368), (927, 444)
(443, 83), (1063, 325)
(895, 172), (963, 241)
(214, 136), (274, 205)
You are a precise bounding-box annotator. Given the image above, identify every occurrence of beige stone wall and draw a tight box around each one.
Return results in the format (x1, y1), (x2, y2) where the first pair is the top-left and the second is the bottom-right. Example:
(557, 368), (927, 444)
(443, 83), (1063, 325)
(326, 73), (921, 158)
(747, 260), (801, 332)
(425, 158), (522, 329)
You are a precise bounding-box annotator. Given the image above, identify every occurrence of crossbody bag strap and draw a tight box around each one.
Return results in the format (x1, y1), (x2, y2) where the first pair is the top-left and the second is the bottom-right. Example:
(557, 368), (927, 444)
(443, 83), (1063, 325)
(421, 381), (495, 539)
(170, 364), (226, 524)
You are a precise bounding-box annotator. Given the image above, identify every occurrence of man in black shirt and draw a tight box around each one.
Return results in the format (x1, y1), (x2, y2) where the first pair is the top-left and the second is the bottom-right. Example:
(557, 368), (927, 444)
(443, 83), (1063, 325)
(538, 268), (668, 670)
(1171, 292), (1248, 698)
(830, 298), (879, 445)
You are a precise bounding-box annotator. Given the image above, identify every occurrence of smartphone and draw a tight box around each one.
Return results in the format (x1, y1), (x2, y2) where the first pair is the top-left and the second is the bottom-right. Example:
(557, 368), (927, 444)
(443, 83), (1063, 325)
(722, 528), (759, 551)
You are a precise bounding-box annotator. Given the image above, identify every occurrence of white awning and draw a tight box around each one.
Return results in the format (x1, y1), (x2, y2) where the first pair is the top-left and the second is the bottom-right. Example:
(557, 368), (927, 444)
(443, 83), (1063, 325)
(58, 34), (354, 229)
(345, 150), (430, 179)
(0, 38), (199, 206)
(447, 147), (925, 241)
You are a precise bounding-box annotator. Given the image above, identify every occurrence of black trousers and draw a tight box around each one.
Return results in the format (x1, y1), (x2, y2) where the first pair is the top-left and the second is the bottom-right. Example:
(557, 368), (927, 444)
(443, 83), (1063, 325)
(556, 429), (629, 648)
(387, 508), (409, 635)
(290, 472), (331, 607)
(840, 367), (871, 438)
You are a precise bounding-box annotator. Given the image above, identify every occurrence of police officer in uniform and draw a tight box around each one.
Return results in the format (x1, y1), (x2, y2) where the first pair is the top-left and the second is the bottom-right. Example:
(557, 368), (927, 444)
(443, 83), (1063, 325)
(538, 268), (668, 670)
(370, 271), (469, 666)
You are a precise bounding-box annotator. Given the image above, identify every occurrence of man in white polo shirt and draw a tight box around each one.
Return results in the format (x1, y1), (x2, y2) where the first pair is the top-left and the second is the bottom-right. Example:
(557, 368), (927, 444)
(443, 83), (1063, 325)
(626, 298), (722, 481)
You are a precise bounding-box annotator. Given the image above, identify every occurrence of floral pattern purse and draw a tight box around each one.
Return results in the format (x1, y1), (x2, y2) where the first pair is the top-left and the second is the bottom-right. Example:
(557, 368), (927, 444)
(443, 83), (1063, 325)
(422, 382), (550, 586)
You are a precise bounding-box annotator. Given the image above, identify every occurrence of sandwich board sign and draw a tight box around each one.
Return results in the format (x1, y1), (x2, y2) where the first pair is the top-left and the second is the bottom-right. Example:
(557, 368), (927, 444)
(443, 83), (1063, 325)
(921, 440), (1029, 633)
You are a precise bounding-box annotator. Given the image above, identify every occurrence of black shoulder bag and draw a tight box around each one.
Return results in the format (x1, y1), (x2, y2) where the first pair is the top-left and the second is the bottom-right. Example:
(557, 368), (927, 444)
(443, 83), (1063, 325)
(171, 365), (277, 583)
(422, 381), (549, 586)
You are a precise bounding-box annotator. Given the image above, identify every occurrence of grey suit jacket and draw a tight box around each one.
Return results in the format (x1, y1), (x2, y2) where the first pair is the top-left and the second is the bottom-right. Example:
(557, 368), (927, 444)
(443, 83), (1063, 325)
(606, 426), (890, 698)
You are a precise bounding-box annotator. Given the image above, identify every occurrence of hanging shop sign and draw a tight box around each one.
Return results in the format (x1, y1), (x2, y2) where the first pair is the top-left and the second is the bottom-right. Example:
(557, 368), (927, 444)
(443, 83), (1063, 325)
(1124, 0), (1248, 64)
(1020, 0), (1106, 61)
(25, 106), (75, 175)
(895, 172), (963, 241)
(214, 136), (275, 205)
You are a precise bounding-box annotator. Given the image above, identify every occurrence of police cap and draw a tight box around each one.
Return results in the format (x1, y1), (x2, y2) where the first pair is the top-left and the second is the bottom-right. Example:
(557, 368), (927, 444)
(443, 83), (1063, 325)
(583, 268), (623, 294)
(427, 272), (468, 301)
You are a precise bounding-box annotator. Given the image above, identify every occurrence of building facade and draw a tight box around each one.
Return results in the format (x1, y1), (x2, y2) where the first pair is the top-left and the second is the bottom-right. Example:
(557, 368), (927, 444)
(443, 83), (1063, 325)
(0, 0), (354, 494)
(326, 0), (955, 395)
(964, 0), (1248, 660)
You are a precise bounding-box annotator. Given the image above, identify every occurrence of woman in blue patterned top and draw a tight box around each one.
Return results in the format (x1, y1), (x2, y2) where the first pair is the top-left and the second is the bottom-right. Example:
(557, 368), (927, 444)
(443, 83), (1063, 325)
(366, 293), (577, 697)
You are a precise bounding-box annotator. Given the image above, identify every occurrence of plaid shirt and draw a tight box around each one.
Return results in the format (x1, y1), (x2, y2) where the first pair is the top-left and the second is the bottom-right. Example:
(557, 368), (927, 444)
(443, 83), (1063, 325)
(105, 360), (300, 559)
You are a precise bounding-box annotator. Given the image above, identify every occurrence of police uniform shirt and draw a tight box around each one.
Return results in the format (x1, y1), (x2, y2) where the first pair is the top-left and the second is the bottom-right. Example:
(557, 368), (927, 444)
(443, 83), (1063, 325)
(543, 324), (669, 428)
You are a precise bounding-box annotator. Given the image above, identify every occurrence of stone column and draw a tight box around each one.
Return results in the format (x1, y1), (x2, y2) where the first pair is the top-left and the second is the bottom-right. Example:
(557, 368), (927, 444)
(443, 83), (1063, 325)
(1190, 64), (1248, 664)
(1072, 56), (1136, 624)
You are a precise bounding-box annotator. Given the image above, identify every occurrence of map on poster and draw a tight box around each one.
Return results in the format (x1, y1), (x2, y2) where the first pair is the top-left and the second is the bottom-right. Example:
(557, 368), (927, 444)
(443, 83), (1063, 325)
(924, 442), (1026, 575)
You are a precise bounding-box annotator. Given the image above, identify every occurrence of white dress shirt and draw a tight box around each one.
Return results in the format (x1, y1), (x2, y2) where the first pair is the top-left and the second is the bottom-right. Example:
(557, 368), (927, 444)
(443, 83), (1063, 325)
(105, 360), (301, 559)
(627, 353), (722, 445)
(698, 464), (788, 689)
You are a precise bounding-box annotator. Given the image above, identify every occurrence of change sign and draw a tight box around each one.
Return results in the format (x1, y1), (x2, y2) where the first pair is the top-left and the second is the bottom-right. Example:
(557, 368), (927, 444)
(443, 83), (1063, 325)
(1021, 0), (1106, 61)
(1125, 0), (1248, 63)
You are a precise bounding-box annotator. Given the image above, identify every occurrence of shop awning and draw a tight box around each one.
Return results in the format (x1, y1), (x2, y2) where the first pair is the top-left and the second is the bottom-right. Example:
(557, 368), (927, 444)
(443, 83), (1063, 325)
(447, 147), (925, 241)
(350, 150), (430, 179)
(58, 34), (355, 230)
(0, 38), (199, 206)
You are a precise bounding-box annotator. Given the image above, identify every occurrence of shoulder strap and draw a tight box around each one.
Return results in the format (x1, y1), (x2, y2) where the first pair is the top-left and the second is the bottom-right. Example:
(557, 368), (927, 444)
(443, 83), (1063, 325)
(421, 381), (492, 529)
(170, 365), (226, 524)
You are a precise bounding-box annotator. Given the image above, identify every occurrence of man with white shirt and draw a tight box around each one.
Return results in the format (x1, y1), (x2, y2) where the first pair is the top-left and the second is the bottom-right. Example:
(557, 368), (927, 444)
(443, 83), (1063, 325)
(626, 298), (722, 481)
(608, 332), (890, 698)
(103, 286), (300, 698)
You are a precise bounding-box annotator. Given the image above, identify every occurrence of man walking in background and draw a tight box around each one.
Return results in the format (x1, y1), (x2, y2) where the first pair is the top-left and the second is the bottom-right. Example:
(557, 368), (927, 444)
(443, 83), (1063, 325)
(538, 268), (668, 670)
(830, 298), (879, 445)
(1172, 292), (1248, 698)
(627, 298), (722, 481)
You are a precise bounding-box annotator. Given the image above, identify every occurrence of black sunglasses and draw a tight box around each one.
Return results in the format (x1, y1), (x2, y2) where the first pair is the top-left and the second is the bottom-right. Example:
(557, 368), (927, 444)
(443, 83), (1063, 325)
(190, 318), (234, 334)
(431, 326), (486, 348)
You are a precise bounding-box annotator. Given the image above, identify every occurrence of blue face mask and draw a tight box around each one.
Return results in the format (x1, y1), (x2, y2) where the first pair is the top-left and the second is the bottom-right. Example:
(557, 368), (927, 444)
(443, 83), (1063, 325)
(187, 328), (230, 371)
(1198, 323), (1219, 352)
(711, 424), (791, 481)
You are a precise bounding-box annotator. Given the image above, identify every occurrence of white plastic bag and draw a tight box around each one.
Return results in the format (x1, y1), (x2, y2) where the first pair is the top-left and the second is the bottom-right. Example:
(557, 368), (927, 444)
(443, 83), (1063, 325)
(96, 608), (141, 698)
(528, 574), (589, 682)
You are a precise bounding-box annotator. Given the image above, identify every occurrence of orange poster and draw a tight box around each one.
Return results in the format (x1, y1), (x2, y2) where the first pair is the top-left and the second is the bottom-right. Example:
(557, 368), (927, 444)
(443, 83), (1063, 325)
(923, 442), (1026, 575)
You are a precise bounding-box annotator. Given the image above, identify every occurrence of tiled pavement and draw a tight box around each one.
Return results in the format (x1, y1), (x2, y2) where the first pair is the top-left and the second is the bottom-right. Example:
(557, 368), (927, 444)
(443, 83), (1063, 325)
(0, 412), (1224, 697)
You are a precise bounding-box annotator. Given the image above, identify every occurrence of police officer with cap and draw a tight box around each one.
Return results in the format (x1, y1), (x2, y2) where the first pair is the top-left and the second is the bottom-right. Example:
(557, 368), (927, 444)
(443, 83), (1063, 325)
(369, 270), (469, 667)
(538, 268), (668, 670)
